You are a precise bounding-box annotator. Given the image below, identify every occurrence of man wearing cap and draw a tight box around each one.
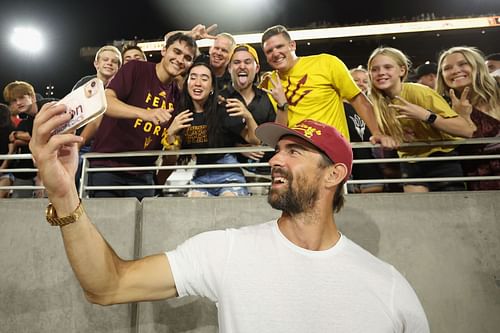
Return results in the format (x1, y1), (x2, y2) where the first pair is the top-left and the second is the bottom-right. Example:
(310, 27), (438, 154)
(414, 62), (438, 89)
(260, 25), (397, 148)
(222, 44), (277, 171)
(29, 107), (429, 331)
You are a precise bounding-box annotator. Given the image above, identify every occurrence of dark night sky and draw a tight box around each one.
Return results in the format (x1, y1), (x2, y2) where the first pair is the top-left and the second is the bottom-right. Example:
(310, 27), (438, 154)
(0, 0), (498, 99)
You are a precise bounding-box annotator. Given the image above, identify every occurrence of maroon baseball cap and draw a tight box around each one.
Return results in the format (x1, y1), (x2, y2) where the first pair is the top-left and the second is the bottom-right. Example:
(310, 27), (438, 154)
(256, 119), (353, 178)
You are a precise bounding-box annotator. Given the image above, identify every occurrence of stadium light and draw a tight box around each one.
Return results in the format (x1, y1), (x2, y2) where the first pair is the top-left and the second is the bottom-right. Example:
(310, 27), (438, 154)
(10, 27), (44, 53)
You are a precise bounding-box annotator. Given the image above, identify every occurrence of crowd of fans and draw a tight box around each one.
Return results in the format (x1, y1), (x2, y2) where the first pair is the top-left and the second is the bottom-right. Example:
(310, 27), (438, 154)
(0, 23), (498, 199)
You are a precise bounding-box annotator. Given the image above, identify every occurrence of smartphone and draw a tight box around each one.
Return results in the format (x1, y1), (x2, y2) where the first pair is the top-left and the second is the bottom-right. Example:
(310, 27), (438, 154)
(52, 78), (107, 135)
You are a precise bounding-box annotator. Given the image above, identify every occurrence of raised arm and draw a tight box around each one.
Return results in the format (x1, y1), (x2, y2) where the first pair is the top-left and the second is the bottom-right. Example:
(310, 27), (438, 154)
(29, 102), (178, 305)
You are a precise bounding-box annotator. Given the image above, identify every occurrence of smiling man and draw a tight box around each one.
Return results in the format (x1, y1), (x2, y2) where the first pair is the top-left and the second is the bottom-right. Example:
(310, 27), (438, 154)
(87, 33), (197, 199)
(209, 33), (235, 90)
(260, 25), (397, 148)
(72, 45), (122, 91)
(71, 45), (123, 189)
(222, 44), (277, 169)
(30, 112), (429, 332)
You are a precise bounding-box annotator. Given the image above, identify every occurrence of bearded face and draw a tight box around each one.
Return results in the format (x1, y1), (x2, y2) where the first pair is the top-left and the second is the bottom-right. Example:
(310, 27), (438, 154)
(267, 165), (321, 215)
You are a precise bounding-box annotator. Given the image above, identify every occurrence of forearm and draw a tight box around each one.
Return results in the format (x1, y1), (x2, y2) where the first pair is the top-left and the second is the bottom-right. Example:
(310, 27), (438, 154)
(12, 131), (31, 142)
(105, 90), (145, 120)
(275, 109), (288, 126)
(432, 115), (475, 138)
(350, 93), (382, 135)
(51, 191), (125, 304)
(241, 114), (260, 145)
(79, 116), (103, 146)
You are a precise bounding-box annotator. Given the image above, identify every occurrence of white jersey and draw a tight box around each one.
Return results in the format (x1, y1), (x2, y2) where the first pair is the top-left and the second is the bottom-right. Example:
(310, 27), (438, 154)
(167, 221), (429, 333)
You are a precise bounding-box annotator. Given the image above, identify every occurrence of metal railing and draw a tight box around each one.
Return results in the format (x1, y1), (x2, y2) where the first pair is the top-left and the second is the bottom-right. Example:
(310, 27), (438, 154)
(1, 137), (499, 197)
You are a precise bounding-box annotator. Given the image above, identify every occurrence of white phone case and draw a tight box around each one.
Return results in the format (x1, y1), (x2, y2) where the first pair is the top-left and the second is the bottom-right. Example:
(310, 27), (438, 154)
(52, 78), (107, 135)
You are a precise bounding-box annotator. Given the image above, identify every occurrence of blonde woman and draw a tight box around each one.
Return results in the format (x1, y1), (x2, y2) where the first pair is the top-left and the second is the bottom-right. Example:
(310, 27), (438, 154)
(367, 47), (475, 192)
(437, 46), (500, 190)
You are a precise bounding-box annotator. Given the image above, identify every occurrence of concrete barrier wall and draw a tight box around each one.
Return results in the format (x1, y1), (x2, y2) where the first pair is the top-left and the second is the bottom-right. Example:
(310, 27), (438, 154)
(1, 192), (499, 332)
(0, 198), (139, 333)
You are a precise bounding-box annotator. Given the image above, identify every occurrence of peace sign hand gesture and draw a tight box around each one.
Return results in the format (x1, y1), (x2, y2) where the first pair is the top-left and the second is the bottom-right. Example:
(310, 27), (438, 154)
(388, 96), (429, 121)
(261, 72), (287, 107)
(449, 87), (472, 118)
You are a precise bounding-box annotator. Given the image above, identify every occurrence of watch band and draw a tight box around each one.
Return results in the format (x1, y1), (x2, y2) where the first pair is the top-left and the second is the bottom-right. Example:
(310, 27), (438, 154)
(277, 102), (289, 111)
(46, 200), (85, 227)
(426, 111), (437, 124)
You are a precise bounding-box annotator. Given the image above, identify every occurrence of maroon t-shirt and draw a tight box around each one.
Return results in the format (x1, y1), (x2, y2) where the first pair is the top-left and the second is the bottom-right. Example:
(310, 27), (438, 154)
(91, 61), (179, 167)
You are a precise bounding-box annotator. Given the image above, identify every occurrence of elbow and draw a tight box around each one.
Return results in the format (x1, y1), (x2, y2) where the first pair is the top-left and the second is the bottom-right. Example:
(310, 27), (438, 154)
(460, 126), (476, 138)
(248, 136), (261, 145)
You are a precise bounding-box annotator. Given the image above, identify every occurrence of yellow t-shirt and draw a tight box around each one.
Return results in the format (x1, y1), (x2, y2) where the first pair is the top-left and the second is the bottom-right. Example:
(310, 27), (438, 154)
(263, 54), (361, 139)
(394, 83), (460, 158)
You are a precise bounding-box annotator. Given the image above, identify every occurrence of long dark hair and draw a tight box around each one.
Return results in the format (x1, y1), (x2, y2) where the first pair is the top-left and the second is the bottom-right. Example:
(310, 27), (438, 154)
(179, 61), (224, 148)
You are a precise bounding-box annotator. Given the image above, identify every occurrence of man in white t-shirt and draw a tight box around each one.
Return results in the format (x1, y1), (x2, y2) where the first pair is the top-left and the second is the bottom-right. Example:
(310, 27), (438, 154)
(30, 106), (429, 332)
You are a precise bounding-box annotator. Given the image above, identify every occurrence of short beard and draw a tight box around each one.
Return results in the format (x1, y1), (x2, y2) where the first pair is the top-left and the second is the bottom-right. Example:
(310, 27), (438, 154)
(267, 172), (319, 215)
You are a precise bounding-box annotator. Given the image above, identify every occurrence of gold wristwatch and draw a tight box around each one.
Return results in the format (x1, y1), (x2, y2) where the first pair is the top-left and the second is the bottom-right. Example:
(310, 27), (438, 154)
(46, 200), (84, 227)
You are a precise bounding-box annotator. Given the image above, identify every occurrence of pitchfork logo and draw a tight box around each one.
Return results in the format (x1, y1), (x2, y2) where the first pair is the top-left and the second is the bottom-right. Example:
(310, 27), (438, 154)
(144, 136), (153, 149)
(284, 74), (312, 106)
(293, 123), (322, 139)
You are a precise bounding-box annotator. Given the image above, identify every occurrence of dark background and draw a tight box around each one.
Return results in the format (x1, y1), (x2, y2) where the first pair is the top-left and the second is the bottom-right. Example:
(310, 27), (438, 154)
(0, 0), (498, 99)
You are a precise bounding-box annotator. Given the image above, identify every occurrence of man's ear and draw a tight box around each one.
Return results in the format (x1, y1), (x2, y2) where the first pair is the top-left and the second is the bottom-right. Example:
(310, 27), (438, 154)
(289, 40), (297, 52)
(161, 47), (167, 57)
(324, 163), (348, 189)
(93, 59), (99, 71)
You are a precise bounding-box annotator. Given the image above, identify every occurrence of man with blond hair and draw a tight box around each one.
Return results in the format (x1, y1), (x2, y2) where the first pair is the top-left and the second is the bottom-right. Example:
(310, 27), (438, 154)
(72, 45), (122, 91)
(71, 45), (123, 189)
(209, 33), (236, 90)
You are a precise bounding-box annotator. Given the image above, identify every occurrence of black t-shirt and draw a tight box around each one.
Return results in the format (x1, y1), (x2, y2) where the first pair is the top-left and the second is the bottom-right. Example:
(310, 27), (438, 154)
(216, 71), (232, 92)
(220, 85), (276, 165)
(181, 105), (246, 175)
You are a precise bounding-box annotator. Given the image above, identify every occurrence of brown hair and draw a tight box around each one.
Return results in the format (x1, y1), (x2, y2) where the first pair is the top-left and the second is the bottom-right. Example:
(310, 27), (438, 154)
(261, 25), (292, 45)
(3, 81), (35, 103)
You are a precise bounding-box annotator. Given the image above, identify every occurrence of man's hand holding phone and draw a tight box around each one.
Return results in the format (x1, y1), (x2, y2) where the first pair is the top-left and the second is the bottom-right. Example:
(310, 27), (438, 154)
(52, 78), (107, 135)
(29, 102), (83, 203)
